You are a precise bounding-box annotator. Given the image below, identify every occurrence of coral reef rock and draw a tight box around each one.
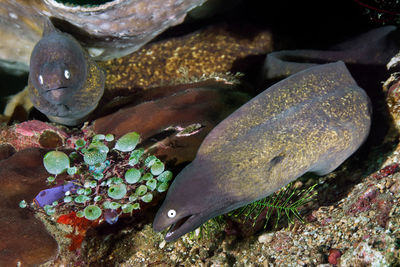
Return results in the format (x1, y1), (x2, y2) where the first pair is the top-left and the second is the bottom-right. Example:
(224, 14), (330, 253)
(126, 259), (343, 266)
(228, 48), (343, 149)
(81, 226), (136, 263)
(0, 148), (58, 266)
(0, 0), (207, 72)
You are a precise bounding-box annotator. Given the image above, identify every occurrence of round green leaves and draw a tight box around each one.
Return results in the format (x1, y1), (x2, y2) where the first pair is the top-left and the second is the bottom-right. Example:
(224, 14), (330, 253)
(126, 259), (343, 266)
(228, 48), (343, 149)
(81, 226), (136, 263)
(135, 185), (147, 196)
(141, 193), (153, 203)
(129, 148), (144, 166)
(150, 161), (165, 175)
(108, 184), (127, 199)
(145, 155), (157, 167)
(122, 203), (134, 213)
(105, 134), (114, 142)
(114, 132), (140, 152)
(43, 151), (70, 175)
(158, 171), (173, 183)
(19, 200), (27, 208)
(146, 178), (157, 191)
(75, 139), (86, 149)
(157, 182), (169, 192)
(125, 168), (141, 184)
(38, 130), (172, 225)
(83, 146), (107, 165)
(75, 195), (90, 203)
(84, 205), (102, 220)
(156, 171), (172, 192)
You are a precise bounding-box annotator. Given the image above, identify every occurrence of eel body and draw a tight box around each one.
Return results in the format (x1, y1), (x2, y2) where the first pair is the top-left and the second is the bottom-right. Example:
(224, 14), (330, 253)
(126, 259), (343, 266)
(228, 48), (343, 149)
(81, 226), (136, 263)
(153, 61), (372, 241)
(28, 20), (105, 126)
(264, 26), (398, 80)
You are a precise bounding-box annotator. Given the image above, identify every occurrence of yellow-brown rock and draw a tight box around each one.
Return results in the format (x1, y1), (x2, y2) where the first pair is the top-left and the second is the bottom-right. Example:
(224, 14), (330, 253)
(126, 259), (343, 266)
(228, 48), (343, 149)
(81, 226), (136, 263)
(99, 24), (273, 105)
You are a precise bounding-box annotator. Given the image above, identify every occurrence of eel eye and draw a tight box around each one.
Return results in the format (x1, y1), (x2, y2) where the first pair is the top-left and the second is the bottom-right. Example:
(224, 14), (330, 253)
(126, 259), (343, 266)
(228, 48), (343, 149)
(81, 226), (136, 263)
(38, 75), (44, 85)
(64, 69), (70, 80)
(167, 209), (176, 218)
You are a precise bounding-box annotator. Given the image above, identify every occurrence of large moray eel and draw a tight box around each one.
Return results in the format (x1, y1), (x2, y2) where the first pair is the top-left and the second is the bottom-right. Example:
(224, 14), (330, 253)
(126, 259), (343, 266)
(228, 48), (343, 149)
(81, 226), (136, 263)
(153, 61), (372, 241)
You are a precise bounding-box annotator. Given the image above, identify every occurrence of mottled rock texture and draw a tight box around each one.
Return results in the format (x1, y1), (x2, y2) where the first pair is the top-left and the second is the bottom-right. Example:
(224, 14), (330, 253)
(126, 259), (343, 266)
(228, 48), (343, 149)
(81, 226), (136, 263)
(0, 0), (207, 69)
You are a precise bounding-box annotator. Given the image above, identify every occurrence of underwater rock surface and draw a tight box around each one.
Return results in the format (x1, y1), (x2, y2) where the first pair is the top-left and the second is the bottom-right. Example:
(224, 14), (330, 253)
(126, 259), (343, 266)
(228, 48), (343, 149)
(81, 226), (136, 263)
(3, 23), (272, 124)
(0, 148), (58, 266)
(94, 83), (250, 166)
(98, 23), (272, 105)
(1, 1), (400, 263)
(85, 55), (400, 265)
(0, 120), (67, 151)
(0, 83), (249, 265)
(0, 0), (207, 70)
(79, 28), (400, 265)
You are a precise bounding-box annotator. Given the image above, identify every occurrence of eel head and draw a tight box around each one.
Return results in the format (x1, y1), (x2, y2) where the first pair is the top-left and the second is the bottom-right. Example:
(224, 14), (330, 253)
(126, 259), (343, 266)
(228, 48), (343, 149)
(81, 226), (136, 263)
(153, 159), (231, 241)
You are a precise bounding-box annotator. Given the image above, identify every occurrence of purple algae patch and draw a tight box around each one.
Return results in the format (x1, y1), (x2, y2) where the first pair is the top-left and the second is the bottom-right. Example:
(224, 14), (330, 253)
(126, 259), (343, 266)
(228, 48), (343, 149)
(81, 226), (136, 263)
(34, 181), (79, 207)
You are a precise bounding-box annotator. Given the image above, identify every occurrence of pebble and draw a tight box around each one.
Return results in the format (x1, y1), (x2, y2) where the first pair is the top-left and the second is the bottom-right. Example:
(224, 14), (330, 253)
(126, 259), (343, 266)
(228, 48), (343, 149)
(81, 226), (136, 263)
(159, 240), (166, 249)
(258, 233), (274, 244)
(390, 180), (400, 194)
(262, 259), (270, 266)
(328, 248), (341, 265)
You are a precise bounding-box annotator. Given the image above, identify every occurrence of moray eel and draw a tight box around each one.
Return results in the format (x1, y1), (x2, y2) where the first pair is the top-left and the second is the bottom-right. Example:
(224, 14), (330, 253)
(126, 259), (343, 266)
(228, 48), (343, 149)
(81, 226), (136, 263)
(153, 61), (372, 241)
(28, 20), (105, 126)
(264, 26), (398, 80)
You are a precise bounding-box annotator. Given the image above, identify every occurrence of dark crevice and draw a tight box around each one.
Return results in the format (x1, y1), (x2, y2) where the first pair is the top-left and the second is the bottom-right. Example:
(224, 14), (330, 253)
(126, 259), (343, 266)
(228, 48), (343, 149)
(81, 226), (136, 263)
(54, 0), (115, 7)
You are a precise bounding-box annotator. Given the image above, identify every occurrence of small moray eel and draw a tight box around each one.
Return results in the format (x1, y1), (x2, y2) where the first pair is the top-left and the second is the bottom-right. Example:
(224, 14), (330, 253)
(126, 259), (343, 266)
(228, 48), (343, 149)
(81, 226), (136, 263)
(153, 61), (372, 241)
(28, 20), (105, 126)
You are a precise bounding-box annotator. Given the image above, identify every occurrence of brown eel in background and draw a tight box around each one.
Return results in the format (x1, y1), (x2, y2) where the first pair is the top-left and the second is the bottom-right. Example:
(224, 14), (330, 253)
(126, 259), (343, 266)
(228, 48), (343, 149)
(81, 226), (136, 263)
(153, 61), (372, 241)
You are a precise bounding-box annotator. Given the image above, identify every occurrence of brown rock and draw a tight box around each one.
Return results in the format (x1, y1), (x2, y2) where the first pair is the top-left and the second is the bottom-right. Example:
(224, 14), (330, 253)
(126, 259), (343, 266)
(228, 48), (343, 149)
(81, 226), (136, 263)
(94, 84), (250, 166)
(0, 143), (16, 160)
(375, 193), (394, 228)
(39, 130), (64, 148)
(271, 232), (292, 252)
(0, 148), (58, 266)
(0, 120), (68, 151)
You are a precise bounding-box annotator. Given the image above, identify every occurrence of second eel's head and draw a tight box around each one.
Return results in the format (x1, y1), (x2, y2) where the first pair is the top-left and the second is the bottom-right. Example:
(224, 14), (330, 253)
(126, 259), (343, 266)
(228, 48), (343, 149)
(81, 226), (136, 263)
(28, 19), (105, 126)
(153, 158), (236, 242)
(29, 22), (87, 106)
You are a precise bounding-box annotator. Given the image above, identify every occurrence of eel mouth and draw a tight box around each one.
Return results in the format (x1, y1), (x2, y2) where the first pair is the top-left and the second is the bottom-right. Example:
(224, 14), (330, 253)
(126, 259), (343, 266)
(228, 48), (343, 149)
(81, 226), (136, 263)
(163, 213), (202, 242)
(44, 87), (68, 104)
(45, 86), (67, 93)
